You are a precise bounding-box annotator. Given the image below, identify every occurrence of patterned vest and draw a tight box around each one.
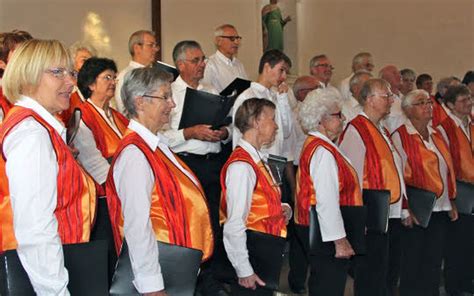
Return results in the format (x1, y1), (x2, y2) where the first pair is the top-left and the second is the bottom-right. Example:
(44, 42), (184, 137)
(0, 87), (12, 121)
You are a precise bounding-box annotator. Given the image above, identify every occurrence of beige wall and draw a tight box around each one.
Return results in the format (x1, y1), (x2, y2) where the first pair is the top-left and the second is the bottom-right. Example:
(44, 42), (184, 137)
(1, 0), (472, 85)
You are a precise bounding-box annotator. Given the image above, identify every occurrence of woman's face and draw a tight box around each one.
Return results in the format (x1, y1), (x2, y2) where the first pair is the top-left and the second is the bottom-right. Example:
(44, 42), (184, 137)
(321, 106), (345, 140)
(255, 106), (278, 147)
(89, 69), (117, 102)
(405, 93), (433, 123)
(33, 65), (75, 114)
(449, 93), (473, 118)
(142, 83), (175, 131)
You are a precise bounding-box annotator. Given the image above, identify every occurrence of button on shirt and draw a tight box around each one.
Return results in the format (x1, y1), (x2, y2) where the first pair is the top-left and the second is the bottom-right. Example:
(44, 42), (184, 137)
(114, 61), (145, 114)
(202, 50), (248, 93)
(232, 82), (293, 160)
(113, 119), (199, 293)
(3, 96), (70, 296)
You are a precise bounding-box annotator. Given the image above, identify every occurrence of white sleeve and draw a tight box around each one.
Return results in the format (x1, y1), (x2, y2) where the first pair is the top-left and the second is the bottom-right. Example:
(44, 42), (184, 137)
(4, 119), (69, 296)
(202, 61), (216, 89)
(339, 125), (366, 187)
(74, 120), (110, 185)
(113, 146), (164, 293)
(223, 161), (256, 278)
(310, 147), (346, 242)
(276, 92), (293, 140)
(390, 131), (407, 171)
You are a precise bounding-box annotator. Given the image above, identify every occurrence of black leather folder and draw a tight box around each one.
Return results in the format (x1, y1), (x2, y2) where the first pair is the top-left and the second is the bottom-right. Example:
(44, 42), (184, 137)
(154, 61), (179, 81)
(0, 240), (108, 296)
(362, 189), (391, 234)
(309, 205), (367, 255)
(267, 154), (287, 186)
(406, 185), (437, 228)
(213, 229), (286, 291)
(219, 77), (251, 97)
(66, 108), (81, 145)
(454, 180), (474, 215)
(109, 240), (203, 296)
(178, 88), (233, 130)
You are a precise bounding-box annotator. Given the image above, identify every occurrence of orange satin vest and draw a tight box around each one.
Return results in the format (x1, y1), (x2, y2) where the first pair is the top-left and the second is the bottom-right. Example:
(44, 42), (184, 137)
(0, 88), (12, 121)
(295, 135), (363, 226)
(0, 106), (96, 252)
(339, 115), (402, 204)
(431, 96), (448, 127)
(394, 125), (456, 199)
(106, 130), (213, 261)
(440, 116), (474, 183)
(220, 147), (287, 237)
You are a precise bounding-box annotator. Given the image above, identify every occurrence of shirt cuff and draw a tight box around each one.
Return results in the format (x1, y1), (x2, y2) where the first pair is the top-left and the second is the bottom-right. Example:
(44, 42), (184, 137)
(235, 260), (254, 278)
(401, 209), (410, 220)
(133, 272), (165, 294)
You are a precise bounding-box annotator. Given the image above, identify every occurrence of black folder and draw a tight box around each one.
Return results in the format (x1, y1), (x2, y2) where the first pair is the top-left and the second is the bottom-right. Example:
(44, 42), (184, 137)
(267, 154), (287, 186)
(213, 230), (286, 291)
(154, 61), (179, 81)
(109, 240), (203, 296)
(362, 189), (391, 234)
(178, 88), (234, 130)
(406, 186), (437, 228)
(66, 108), (81, 145)
(309, 205), (367, 256)
(219, 77), (251, 97)
(454, 180), (474, 215)
(0, 240), (108, 296)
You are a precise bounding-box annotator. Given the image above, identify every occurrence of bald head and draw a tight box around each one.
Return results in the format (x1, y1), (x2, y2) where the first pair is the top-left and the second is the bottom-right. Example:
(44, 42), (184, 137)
(379, 65), (401, 93)
(293, 75), (320, 102)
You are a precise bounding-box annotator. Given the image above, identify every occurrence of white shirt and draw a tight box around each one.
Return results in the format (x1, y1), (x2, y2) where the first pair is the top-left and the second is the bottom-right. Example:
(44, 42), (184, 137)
(74, 100), (123, 185)
(114, 61), (145, 114)
(308, 131), (360, 241)
(202, 50), (248, 93)
(291, 102), (307, 166)
(161, 75), (226, 155)
(223, 139), (289, 278)
(391, 120), (452, 212)
(319, 81), (342, 97)
(232, 82), (294, 160)
(383, 92), (406, 133)
(341, 95), (363, 124)
(339, 73), (353, 102)
(339, 112), (407, 219)
(3, 96), (70, 295)
(113, 119), (198, 293)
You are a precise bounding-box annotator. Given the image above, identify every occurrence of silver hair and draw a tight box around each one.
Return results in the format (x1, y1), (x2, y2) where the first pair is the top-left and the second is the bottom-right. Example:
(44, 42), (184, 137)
(401, 89), (429, 110)
(400, 68), (416, 80)
(128, 30), (155, 56)
(214, 24), (236, 37)
(172, 40), (201, 66)
(309, 54), (327, 70)
(69, 41), (97, 59)
(436, 76), (460, 94)
(298, 88), (342, 132)
(349, 70), (372, 92)
(352, 52), (372, 70)
(121, 67), (172, 118)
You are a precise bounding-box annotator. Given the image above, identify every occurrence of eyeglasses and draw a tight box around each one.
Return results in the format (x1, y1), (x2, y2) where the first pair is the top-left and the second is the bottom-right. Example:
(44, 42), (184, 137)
(45, 68), (78, 80)
(184, 56), (207, 65)
(369, 92), (394, 100)
(219, 35), (242, 42)
(412, 100), (433, 107)
(329, 111), (343, 119)
(138, 42), (160, 49)
(315, 64), (335, 70)
(98, 74), (118, 82)
(143, 94), (172, 101)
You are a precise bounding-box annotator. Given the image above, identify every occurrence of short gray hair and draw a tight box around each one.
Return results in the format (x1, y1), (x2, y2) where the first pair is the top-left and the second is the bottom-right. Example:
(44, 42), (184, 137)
(309, 54), (327, 70)
(349, 70), (372, 92)
(401, 89), (429, 110)
(298, 88), (342, 132)
(121, 67), (172, 118)
(172, 40), (201, 66)
(352, 52), (372, 70)
(436, 76), (461, 95)
(214, 24), (236, 37)
(400, 68), (416, 80)
(128, 30), (155, 56)
(69, 41), (97, 59)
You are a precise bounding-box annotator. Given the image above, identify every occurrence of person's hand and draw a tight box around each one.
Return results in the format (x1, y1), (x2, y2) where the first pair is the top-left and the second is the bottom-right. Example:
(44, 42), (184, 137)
(283, 16), (292, 24)
(448, 201), (459, 221)
(281, 203), (292, 224)
(277, 82), (289, 94)
(216, 126), (229, 141)
(184, 124), (221, 142)
(238, 273), (266, 290)
(334, 237), (355, 259)
(144, 290), (167, 296)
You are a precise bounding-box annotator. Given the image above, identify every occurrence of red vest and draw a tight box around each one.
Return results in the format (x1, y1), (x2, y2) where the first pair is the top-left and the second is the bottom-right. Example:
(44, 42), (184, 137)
(106, 130), (213, 261)
(220, 147), (286, 237)
(440, 116), (474, 183)
(431, 96), (448, 127)
(394, 125), (456, 199)
(339, 115), (402, 204)
(295, 135), (363, 226)
(0, 106), (96, 252)
(0, 87), (12, 121)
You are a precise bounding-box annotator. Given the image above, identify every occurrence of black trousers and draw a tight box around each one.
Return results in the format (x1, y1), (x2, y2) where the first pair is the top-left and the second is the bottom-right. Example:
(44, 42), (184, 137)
(288, 224), (309, 290)
(399, 212), (449, 296)
(443, 213), (474, 295)
(308, 252), (350, 296)
(387, 218), (403, 295)
(353, 226), (390, 296)
(229, 284), (273, 296)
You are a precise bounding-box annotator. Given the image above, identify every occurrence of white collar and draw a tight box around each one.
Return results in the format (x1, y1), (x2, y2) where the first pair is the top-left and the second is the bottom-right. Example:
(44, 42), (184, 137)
(129, 60), (146, 68)
(128, 119), (169, 151)
(237, 138), (267, 164)
(216, 50), (236, 66)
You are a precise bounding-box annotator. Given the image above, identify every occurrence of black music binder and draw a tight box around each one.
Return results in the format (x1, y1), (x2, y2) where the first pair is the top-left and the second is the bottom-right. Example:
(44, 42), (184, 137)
(213, 230), (286, 291)
(406, 185), (437, 228)
(154, 61), (179, 81)
(66, 108), (81, 145)
(109, 240), (203, 296)
(178, 88), (234, 130)
(454, 180), (474, 215)
(267, 154), (287, 186)
(309, 205), (367, 255)
(0, 240), (108, 296)
(220, 77), (251, 97)
(362, 189), (391, 233)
